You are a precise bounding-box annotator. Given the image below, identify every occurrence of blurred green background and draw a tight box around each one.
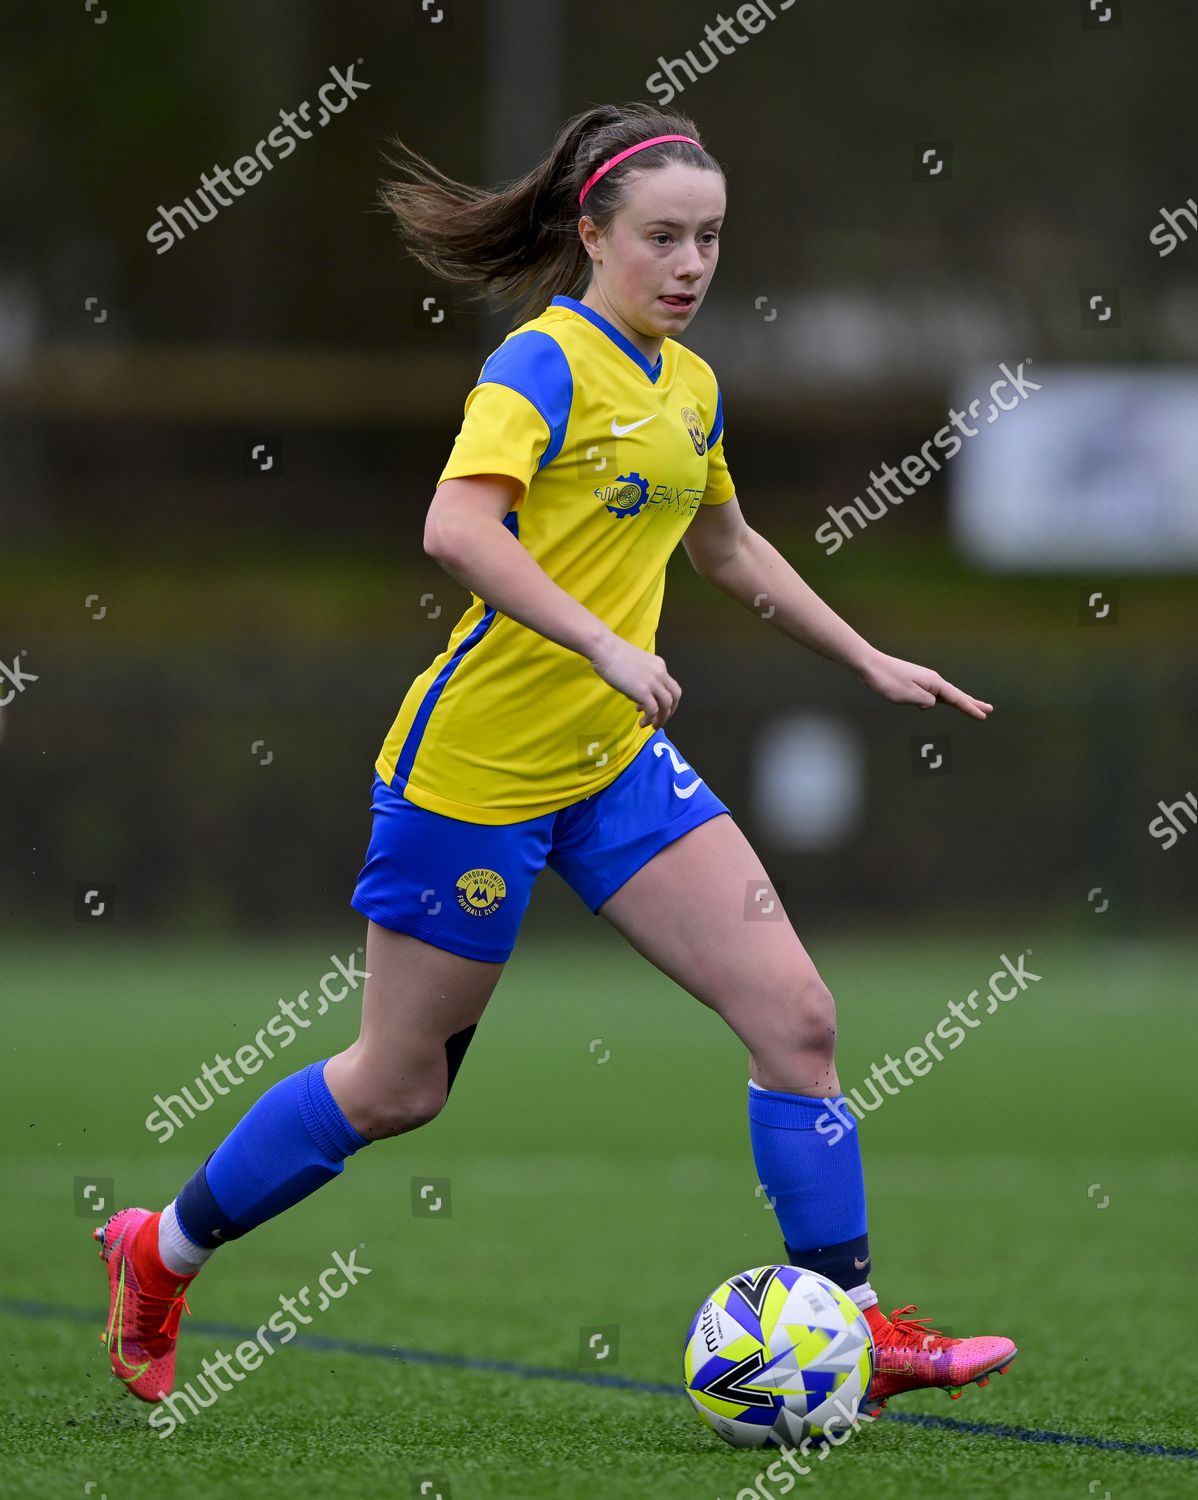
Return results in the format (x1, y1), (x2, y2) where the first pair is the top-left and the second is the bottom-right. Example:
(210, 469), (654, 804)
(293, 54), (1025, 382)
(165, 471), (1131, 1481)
(2, 0), (1196, 937)
(2, 1), (1195, 938)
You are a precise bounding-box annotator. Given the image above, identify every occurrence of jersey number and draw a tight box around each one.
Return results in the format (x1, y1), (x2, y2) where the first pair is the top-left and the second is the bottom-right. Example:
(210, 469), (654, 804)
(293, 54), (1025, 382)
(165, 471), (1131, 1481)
(652, 740), (703, 799)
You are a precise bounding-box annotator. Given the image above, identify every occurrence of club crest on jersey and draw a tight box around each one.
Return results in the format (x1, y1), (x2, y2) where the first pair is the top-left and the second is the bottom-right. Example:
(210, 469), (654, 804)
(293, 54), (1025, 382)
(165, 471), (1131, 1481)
(599, 470), (651, 520)
(455, 867), (507, 917)
(681, 406), (706, 456)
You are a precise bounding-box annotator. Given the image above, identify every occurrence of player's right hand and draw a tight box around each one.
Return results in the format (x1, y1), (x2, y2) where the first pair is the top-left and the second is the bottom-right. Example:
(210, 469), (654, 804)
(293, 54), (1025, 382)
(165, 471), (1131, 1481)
(588, 636), (681, 729)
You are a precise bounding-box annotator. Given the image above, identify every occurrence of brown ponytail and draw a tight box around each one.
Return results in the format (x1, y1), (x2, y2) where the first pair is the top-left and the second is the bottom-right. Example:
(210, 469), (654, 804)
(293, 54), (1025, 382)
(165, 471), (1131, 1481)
(378, 100), (722, 329)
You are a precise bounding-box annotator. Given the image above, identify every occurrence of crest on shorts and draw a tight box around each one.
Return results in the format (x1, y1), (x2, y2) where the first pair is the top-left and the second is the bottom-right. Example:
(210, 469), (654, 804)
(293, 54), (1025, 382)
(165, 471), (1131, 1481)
(456, 867), (507, 917)
(681, 406), (706, 456)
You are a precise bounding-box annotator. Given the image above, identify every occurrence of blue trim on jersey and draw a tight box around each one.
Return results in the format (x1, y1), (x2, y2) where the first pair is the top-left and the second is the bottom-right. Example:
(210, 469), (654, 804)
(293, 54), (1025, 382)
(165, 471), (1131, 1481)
(550, 294), (663, 384)
(477, 331), (574, 470)
(394, 510), (520, 786)
(707, 383), (724, 447)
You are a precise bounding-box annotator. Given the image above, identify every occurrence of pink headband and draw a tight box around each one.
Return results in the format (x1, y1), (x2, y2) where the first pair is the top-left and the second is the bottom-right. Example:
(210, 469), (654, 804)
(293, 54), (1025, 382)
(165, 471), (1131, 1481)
(578, 134), (704, 206)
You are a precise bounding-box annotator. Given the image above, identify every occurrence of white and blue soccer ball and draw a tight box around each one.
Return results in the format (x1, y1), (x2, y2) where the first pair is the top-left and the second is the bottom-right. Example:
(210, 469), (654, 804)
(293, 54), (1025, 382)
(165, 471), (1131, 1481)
(683, 1265), (873, 1448)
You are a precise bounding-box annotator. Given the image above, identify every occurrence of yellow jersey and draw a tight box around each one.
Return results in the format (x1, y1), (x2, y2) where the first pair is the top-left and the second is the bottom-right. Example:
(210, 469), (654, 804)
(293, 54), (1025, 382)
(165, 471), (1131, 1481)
(375, 293), (737, 823)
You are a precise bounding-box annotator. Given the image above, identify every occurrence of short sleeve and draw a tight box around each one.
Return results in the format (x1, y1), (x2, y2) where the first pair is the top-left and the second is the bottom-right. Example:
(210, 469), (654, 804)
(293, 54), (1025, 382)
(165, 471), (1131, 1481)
(701, 381), (737, 506)
(437, 329), (573, 501)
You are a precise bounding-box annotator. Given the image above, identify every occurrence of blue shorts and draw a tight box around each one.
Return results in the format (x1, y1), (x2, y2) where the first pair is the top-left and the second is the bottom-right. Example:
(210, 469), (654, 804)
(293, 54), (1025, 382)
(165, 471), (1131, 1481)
(349, 727), (730, 963)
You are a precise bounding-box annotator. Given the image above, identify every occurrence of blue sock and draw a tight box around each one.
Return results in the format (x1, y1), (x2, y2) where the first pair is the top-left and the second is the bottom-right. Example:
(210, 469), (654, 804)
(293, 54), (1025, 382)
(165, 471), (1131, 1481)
(748, 1083), (871, 1290)
(175, 1059), (369, 1247)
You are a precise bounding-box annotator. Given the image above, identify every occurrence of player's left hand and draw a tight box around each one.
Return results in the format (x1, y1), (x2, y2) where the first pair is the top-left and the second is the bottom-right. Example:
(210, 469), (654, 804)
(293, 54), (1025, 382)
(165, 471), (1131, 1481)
(856, 649), (993, 720)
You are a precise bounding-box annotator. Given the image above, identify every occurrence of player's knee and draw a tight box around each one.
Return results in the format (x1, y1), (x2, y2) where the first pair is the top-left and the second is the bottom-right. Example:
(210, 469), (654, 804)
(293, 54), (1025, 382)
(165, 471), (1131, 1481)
(779, 974), (838, 1061)
(354, 1083), (447, 1140)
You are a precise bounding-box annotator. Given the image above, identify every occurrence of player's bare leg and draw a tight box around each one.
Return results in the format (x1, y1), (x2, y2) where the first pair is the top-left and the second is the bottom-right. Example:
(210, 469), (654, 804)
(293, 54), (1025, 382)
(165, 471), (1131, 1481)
(597, 814), (837, 1092)
(324, 921), (505, 1138)
(95, 923), (504, 1402)
(596, 812), (1017, 1409)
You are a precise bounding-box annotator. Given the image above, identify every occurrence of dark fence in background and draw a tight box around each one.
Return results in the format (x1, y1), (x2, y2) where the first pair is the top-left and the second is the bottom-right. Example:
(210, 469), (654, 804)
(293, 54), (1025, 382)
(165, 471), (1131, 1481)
(3, 629), (1193, 937)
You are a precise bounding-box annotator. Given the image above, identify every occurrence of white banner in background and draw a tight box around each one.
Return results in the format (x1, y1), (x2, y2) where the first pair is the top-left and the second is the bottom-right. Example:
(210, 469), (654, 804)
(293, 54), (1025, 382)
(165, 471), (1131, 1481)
(950, 367), (1198, 570)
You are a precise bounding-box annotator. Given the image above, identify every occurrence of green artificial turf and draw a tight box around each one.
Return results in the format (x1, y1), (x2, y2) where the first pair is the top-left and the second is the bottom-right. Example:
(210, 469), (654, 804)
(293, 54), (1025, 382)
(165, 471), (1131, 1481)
(1, 928), (1195, 1498)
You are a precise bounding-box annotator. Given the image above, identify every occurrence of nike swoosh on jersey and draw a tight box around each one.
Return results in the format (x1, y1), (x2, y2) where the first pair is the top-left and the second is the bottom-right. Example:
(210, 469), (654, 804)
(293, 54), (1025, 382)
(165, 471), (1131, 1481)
(611, 415), (658, 436)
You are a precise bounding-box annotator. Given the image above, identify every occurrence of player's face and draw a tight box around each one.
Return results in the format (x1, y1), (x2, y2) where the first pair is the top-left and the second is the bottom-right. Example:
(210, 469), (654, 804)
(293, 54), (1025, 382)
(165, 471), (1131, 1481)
(583, 163), (725, 344)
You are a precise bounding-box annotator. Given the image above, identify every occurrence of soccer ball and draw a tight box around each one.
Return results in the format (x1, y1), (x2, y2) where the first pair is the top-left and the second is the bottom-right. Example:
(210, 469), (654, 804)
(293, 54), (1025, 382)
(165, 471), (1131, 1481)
(683, 1264), (873, 1449)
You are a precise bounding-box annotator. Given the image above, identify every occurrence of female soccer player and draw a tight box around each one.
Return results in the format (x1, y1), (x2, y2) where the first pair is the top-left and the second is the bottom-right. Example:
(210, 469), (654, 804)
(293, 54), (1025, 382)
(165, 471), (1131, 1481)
(95, 101), (1016, 1416)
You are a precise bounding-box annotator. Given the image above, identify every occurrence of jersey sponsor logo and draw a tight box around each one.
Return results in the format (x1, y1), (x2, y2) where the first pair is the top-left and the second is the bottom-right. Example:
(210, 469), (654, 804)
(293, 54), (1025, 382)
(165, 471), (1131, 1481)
(596, 470), (703, 521)
(681, 405), (706, 455)
(653, 739), (703, 798)
(455, 867), (507, 917)
(600, 470), (651, 519)
(611, 414), (658, 437)
(648, 482), (704, 516)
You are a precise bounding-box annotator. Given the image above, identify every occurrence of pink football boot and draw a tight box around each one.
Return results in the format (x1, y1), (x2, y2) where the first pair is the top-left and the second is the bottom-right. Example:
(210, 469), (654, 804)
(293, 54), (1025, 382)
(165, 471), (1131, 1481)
(863, 1302), (1017, 1411)
(95, 1207), (195, 1402)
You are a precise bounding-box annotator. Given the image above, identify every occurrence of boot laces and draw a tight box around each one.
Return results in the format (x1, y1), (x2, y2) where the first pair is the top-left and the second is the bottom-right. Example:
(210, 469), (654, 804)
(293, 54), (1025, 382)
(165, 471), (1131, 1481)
(879, 1303), (954, 1354)
(140, 1285), (191, 1353)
